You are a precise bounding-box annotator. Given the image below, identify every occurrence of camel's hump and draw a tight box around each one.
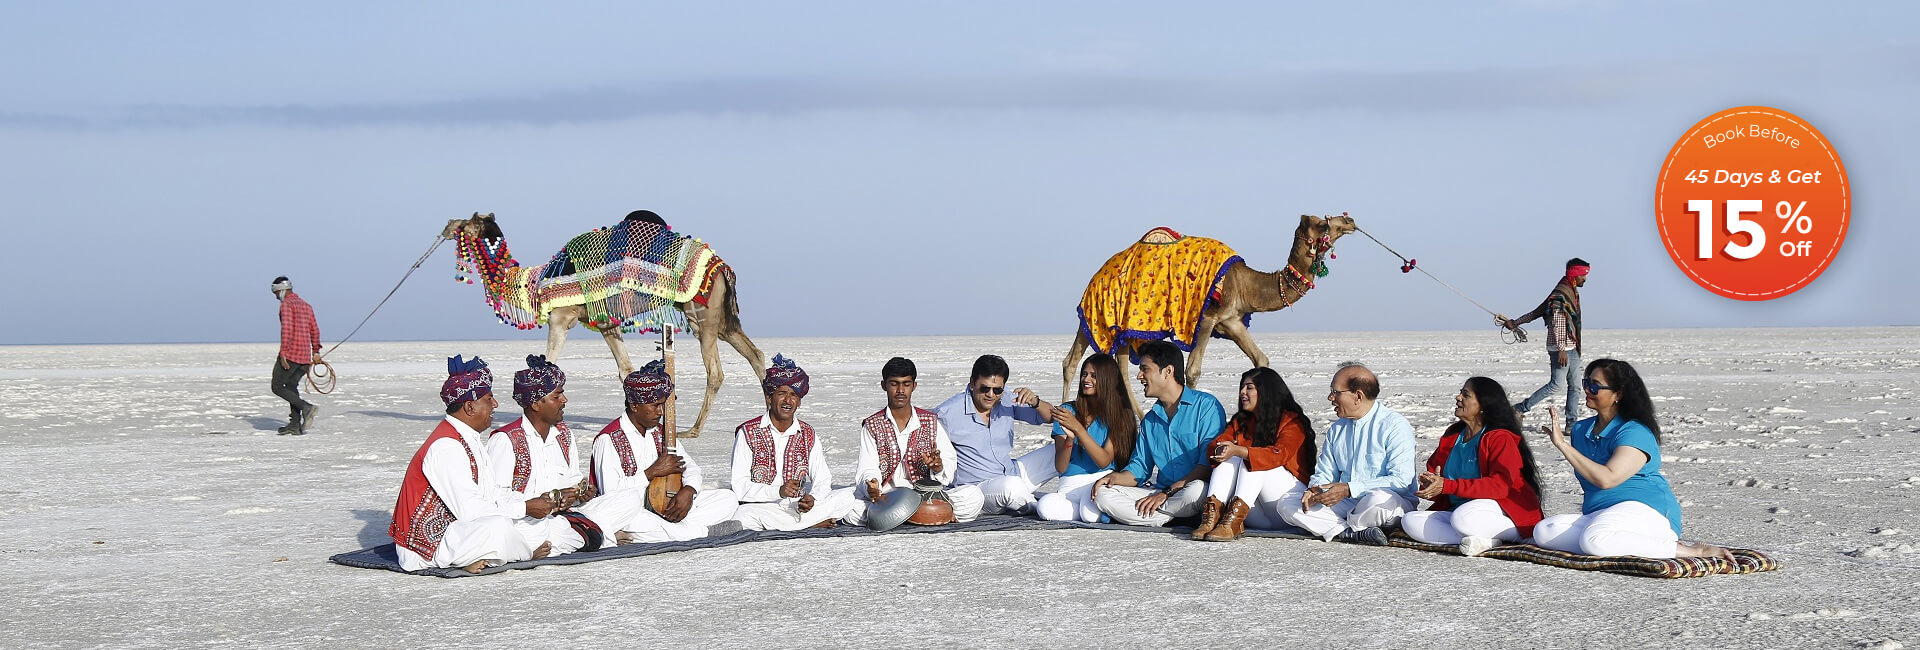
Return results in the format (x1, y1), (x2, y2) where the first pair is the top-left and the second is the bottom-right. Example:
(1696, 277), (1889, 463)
(1138, 226), (1184, 244)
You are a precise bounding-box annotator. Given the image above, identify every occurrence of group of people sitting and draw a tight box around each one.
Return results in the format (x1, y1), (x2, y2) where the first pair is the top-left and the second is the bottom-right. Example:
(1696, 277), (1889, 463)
(388, 340), (1733, 575)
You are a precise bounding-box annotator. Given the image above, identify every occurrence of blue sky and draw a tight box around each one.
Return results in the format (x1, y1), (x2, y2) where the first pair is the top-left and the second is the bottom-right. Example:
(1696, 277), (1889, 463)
(2, 2), (1915, 345)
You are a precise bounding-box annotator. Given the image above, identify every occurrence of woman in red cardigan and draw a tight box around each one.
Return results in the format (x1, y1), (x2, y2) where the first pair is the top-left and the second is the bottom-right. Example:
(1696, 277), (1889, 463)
(1188, 367), (1316, 542)
(1402, 376), (1545, 556)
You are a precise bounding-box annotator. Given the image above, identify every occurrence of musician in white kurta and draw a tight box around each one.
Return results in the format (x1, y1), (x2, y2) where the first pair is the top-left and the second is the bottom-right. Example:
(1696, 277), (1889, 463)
(479, 356), (645, 557)
(391, 356), (537, 573)
(726, 354), (856, 530)
(841, 357), (984, 525)
(591, 411), (740, 540)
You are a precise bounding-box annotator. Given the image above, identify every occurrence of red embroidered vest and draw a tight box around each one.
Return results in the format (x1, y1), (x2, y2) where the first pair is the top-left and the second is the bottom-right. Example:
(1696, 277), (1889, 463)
(863, 407), (939, 487)
(390, 420), (478, 560)
(740, 416), (815, 485)
(591, 416), (668, 493)
(493, 418), (573, 494)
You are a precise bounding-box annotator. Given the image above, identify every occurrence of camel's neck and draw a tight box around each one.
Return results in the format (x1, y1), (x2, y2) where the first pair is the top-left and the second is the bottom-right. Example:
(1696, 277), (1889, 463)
(1248, 229), (1326, 312)
(455, 234), (523, 300)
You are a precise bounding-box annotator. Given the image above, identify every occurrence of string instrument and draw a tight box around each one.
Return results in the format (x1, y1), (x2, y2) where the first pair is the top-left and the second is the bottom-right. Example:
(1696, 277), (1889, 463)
(646, 327), (684, 515)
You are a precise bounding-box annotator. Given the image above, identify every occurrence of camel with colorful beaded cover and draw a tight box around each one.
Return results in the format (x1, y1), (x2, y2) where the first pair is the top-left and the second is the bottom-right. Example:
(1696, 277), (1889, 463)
(1061, 213), (1358, 403)
(441, 212), (767, 437)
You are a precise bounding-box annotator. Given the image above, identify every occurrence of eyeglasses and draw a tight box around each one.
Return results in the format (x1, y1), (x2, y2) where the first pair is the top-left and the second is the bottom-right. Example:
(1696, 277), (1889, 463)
(975, 386), (1005, 395)
(1328, 388), (1359, 398)
(1583, 379), (1615, 395)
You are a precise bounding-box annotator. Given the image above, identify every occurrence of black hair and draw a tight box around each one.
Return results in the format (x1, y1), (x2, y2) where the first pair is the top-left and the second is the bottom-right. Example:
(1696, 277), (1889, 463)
(1137, 340), (1186, 387)
(1233, 367), (1315, 478)
(1566, 257), (1589, 269)
(969, 354), (1010, 384)
(882, 356), (917, 380)
(272, 276), (289, 284)
(1585, 358), (1662, 443)
(1453, 376), (1543, 503)
(445, 400), (465, 415)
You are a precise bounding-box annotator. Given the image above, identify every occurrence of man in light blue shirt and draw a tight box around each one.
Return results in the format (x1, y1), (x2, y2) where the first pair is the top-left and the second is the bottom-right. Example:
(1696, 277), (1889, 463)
(1282, 362), (1416, 543)
(935, 354), (1059, 514)
(1092, 341), (1226, 526)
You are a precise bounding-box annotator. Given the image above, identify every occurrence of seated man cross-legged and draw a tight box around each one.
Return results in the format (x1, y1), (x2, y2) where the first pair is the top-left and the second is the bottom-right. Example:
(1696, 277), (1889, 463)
(484, 355), (648, 559)
(590, 359), (741, 543)
(390, 356), (538, 573)
(1281, 362), (1417, 545)
(1092, 341), (1225, 527)
(725, 355), (856, 531)
(936, 354), (1060, 516)
(842, 357), (981, 526)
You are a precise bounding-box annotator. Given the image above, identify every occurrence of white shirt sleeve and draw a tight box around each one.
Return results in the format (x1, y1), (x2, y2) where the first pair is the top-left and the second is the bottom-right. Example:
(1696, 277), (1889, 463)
(675, 445), (704, 490)
(854, 424), (881, 486)
(592, 434), (636, 495)
(934, 421), (957, 486)
(807, 437), (834, 499)
(558, 428), (585, 488)
(427, 437), (526, 520)
(726, 424), (753, 495)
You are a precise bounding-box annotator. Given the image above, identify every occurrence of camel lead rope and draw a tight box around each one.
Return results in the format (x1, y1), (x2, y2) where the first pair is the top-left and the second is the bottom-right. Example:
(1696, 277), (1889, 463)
(305, 235), (449, 394)
(1353, 227), (1527, 344)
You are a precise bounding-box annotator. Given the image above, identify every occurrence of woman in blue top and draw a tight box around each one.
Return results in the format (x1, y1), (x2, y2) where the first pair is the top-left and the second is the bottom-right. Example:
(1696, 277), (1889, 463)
(1035, 353), (1138, 522)
(1534, 358), (1733, 560)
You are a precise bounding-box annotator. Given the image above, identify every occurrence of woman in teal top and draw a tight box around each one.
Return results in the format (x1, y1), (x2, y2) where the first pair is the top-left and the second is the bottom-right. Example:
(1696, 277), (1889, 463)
(1035, 353), (1138, 522)
(1533, 358), (1732, 560)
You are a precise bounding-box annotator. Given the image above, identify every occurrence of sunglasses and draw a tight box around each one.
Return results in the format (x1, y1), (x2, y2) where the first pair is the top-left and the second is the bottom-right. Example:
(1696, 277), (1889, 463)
(1583, 379), (1615, 395)
(975, 386), (1006, 395)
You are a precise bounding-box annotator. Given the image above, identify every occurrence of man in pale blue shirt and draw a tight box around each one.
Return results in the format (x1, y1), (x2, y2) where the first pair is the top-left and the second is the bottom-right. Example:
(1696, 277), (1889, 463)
(1092, 341), (1225, 526)
(936, 354), (1059, 515)
(1282, 362), (1416, 544)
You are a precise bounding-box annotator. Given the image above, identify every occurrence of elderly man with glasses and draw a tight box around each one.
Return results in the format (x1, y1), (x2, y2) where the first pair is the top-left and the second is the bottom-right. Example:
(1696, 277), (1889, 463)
(935, 354), (1059, 516)
(1280, 361), (1417, 544)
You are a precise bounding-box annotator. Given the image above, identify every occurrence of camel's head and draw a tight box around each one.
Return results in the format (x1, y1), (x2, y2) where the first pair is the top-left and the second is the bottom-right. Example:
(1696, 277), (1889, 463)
(1298, 213), (1358, 244)
(441, 212), (503, 241)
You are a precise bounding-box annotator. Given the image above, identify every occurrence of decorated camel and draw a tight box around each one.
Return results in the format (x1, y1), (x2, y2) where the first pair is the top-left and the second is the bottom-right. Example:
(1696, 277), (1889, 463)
(441, 211), (767, 437)
(1062, 213), (1359, 402)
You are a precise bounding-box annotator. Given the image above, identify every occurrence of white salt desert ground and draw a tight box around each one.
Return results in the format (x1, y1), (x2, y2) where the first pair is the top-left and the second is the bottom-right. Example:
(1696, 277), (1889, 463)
(2, 328), (1916, 648)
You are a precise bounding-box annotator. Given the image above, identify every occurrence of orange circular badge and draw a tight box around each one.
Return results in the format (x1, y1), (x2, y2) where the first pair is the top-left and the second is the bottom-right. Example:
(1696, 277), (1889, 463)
(1655, 106), (1849, 300)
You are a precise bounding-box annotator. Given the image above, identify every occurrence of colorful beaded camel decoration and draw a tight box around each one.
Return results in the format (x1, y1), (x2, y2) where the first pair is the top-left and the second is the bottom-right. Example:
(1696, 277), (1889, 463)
(442, 212), (767, 437)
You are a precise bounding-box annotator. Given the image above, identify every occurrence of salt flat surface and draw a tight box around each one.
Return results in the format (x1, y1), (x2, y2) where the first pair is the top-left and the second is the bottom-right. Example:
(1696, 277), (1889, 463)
(1, 328), (1917, 649)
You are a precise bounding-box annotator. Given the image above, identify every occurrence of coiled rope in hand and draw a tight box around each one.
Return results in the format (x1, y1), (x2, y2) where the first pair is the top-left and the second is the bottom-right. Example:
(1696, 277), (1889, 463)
(1353, 227), (1528, 344)
(306, 235), (449, 394)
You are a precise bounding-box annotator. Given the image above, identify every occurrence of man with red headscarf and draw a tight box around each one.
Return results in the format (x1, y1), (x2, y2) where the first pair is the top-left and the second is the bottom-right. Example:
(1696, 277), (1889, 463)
(389, 356), (549, 573)
(1498, 257), (1590, 427)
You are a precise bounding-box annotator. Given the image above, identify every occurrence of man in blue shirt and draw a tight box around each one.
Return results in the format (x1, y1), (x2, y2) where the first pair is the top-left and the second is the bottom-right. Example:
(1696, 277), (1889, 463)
(935, 354), (1059, 515)
(1091, 341), (1225, 526)
(1281, 362), (1416, 544)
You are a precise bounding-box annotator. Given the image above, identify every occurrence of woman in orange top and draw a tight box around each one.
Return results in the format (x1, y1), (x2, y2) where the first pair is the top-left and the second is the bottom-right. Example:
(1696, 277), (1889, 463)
(1189, 367), (1317, 542)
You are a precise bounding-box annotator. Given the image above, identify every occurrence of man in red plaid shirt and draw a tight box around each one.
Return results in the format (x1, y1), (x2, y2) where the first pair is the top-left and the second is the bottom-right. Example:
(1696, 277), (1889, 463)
(271, 276), (323, 435)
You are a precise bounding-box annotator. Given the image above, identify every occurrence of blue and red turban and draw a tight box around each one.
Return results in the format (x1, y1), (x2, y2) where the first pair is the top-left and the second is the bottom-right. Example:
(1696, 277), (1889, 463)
(624, 359), (673, 405)
(512, 355), (566, 408)
(762, 354), (809, 398)
(441, 355), (493, 407)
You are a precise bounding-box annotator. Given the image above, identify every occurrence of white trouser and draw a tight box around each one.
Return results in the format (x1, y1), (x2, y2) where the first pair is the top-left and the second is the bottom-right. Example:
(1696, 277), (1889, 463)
(1280, 488), (1412, 541)
(976, 446), (1060, 515)
(843, 483), (985, 525)
(397, 515), (531, 572)
(733, 487), (860, 531)
(1203, 457), (1307, 531)
(512, 487), (648, 556)
(619, 488), (741, 542)
(1093, 482), (1207, 527)
(1533, 501), (1679, 558)
(1401, 499), (1522, 545)
(1035, 471), (1113, 523)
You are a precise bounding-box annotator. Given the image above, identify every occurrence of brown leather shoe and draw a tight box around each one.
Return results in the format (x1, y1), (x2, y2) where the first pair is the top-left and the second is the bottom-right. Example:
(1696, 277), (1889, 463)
(1205, 497), (1250, 542)
(1190, 496), (1224, 540)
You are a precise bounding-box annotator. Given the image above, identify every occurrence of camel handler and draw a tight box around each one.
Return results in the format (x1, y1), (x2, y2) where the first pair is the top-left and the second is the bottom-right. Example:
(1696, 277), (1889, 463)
(590, 360), (742, 542)
(1497, 258), (1589, 427)
(269, 276), (322, 435)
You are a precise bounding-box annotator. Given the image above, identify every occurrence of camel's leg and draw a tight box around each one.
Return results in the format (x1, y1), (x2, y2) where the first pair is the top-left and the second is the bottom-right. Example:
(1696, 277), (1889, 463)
(721, 327), (768, 382)
(1060, 332), (1091, 404)
(546, 307), (579, 362)
(1215, 317), (1270, 374)
(601, 327), (634, 379)
(680, 316), (726, 439)
(1186, 314), (1223, 389)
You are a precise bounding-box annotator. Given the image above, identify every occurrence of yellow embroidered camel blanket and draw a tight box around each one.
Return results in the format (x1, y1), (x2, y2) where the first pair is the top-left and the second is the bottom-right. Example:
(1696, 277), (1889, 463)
(1077, 227), (1244, 358)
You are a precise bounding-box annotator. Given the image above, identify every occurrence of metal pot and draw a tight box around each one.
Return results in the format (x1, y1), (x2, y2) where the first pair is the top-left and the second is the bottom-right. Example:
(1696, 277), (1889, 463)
(864, 487), (923, 532)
